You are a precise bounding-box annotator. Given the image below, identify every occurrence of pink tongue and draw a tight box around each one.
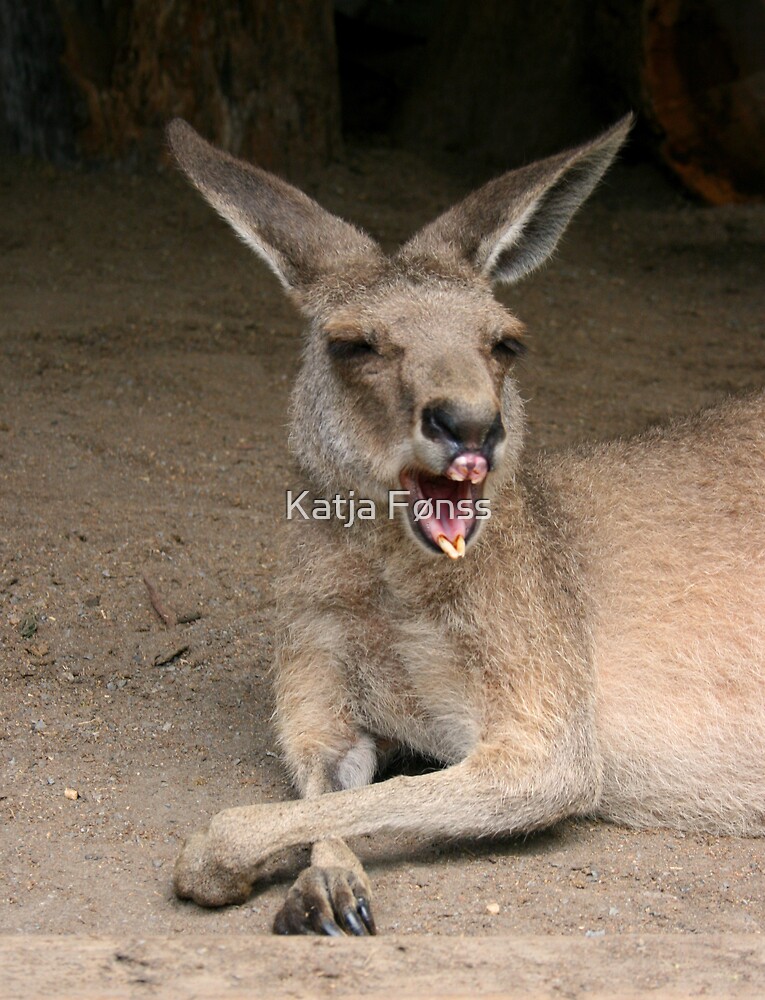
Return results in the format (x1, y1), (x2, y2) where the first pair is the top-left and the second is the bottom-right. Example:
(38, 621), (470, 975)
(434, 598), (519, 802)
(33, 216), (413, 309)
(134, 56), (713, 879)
(446, 453), (487, 484)
(417, 474), (474, 547)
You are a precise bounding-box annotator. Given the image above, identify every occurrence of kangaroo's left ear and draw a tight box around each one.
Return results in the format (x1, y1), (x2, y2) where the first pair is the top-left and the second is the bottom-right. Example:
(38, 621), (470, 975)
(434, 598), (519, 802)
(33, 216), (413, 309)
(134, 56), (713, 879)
(166, 119), (383, 304)
(404, 115), (633, 285)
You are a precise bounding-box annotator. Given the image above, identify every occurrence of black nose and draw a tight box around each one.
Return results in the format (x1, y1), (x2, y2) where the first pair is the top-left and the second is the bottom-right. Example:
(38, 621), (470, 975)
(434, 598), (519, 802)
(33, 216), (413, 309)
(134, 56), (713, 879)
(421, 402), (505, 457)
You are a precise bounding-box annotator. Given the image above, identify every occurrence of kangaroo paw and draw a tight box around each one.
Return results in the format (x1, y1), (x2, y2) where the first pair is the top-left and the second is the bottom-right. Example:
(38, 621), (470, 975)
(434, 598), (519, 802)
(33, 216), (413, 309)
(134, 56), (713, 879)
(173, 826), (253, 907)
(273, 866), (376, 936)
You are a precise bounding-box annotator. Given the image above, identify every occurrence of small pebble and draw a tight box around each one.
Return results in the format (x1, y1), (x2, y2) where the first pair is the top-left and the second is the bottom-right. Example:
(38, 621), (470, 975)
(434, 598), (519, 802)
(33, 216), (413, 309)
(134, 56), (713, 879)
(64, 787), (79, 800)
(486, 901), (500, 915)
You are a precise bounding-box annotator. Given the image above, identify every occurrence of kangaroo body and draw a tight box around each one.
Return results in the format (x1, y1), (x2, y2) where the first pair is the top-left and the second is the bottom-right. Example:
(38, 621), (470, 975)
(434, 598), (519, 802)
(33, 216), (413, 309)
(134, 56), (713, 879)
(166, 116), (765, 935)
(553, 397), (765, 833)
(278, 394), (765, 833)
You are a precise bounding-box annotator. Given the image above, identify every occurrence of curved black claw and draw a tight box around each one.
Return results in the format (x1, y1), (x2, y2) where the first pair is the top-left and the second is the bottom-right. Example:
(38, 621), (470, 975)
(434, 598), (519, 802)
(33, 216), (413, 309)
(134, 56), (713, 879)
(273, 866), (376, 936)
(357, 897), (376, 934)
(342, 906), (365, 936)
(316, 912), (344, 937)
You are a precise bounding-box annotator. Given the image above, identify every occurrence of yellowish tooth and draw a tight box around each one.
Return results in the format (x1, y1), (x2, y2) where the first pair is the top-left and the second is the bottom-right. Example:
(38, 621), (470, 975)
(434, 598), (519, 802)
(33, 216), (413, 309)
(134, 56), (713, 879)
(437, 534), (464, 560)
(455, 535), (465, 556)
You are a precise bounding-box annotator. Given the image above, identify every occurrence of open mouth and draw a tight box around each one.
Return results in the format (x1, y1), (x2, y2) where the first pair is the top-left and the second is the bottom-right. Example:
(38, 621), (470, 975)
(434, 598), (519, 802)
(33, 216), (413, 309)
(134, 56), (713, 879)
(399, 453), (488, 559)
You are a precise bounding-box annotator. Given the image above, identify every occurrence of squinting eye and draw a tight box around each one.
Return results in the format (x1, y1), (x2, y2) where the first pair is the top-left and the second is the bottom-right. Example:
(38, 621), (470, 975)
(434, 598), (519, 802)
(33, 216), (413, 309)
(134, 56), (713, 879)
(327, 339), (378, 361)
(491, 337), (526, 361)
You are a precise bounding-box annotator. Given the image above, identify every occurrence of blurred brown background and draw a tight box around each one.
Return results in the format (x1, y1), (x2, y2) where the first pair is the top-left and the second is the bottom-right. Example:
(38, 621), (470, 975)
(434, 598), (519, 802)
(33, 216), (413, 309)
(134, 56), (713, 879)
(1, 0), (764, 202)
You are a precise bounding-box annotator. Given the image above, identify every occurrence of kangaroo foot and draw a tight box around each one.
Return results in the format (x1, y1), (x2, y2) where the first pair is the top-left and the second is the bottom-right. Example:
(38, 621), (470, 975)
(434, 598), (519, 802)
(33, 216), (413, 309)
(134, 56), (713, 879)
(273, 866), (376, 936)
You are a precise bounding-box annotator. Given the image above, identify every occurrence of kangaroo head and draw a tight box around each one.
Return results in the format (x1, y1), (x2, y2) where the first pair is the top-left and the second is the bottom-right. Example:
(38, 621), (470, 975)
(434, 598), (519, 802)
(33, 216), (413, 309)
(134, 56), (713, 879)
(167, 117), (631, 559)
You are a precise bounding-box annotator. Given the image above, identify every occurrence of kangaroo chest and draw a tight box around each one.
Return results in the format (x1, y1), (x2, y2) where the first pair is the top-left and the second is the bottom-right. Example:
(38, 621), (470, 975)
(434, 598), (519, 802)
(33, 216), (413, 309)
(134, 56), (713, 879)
(342, 583), (482, 764)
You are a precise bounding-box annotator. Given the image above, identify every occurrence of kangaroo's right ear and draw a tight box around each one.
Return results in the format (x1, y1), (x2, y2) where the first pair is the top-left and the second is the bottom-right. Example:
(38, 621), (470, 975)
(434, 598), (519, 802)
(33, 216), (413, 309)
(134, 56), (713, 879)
(405, 115), (632, 285)
(166, 120), (382, 301)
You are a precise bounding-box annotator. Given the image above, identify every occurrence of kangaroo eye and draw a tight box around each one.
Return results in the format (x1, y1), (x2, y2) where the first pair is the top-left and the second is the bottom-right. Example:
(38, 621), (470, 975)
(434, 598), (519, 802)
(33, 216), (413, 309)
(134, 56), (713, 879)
(491, 336), (526, 361)
(327, 338), (378, 362)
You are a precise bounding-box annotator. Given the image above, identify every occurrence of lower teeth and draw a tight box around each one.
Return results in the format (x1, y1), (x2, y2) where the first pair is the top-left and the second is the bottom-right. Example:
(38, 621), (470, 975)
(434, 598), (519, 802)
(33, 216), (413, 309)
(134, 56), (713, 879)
(437, 534), (465, 559)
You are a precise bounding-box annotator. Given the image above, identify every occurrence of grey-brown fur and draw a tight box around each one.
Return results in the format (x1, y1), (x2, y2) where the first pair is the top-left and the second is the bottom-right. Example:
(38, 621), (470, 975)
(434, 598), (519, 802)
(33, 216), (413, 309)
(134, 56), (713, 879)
(166, 117), (765, 935)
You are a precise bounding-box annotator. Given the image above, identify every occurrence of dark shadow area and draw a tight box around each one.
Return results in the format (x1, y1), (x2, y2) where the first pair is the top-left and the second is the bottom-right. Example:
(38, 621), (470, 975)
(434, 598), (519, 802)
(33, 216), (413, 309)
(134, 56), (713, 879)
(334, 0), (435, 141)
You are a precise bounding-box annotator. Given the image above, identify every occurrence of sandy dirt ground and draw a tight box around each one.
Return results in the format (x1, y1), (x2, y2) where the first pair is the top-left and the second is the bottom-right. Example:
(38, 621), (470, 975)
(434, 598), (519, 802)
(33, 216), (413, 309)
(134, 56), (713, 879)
(1, 141), (764, 993)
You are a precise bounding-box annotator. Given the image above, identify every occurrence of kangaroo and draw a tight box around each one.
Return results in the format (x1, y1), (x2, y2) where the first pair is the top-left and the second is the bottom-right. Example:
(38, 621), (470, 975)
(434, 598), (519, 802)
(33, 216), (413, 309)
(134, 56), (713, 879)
(166, 116), (765, 936)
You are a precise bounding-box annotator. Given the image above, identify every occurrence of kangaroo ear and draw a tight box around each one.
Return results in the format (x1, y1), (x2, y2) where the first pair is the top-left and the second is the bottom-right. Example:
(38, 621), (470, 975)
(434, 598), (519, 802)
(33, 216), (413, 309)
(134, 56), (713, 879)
(405, 116), (633, 285)
(166, 120), (382, 298)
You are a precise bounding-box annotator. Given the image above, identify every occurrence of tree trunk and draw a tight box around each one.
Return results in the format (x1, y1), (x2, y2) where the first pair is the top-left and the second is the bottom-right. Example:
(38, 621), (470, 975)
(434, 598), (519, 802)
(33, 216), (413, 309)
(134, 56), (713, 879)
(594, 0), (765, 203)
(0, 0), (342, 176)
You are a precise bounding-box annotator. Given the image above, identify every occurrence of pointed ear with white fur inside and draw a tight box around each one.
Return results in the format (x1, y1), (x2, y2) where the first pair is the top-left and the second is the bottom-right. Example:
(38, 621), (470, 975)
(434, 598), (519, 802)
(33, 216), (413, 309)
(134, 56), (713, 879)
(166, 119), (382, 299)
(405, 115), (632, 285)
